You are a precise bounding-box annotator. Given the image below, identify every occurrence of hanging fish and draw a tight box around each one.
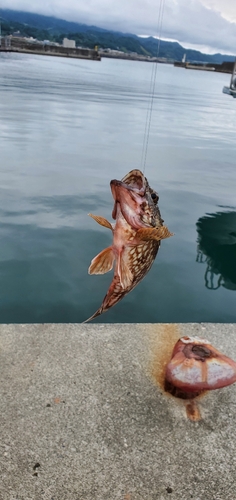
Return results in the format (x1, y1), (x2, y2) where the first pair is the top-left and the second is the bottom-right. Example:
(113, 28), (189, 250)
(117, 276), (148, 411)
(165, 336), (236, 396)
(85, 169), (173, 322)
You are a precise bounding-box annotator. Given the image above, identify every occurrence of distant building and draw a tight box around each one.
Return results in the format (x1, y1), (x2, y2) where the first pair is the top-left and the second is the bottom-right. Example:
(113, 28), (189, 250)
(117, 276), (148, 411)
(63, 38), (76, 49)
(12, 31), (25, 38)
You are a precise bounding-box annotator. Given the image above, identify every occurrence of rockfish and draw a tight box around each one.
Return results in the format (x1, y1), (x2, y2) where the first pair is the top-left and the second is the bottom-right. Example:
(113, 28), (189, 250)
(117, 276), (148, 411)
(85, 169), (173, 322)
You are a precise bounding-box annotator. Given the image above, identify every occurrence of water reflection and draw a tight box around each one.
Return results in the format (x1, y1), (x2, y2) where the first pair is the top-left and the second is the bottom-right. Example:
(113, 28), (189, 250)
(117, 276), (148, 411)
(196, 211), (236, 290)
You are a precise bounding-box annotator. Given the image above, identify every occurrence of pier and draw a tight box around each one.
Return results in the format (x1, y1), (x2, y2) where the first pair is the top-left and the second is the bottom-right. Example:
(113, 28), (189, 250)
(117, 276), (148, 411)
(0, 37), (101, 61)
(1, 323), (236, 499)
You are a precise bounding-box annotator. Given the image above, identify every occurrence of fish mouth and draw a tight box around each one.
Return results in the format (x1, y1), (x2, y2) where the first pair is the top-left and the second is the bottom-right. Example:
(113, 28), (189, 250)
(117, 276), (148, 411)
(121, 169), (147, 191)
(110, 179), (146, 201)
(110, 170), (147, 228)
(111, 169), (147, 197)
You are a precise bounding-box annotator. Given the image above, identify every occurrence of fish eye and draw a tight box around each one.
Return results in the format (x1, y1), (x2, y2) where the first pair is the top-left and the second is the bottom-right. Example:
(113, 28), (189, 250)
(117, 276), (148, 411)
(151, 193), (158, 201)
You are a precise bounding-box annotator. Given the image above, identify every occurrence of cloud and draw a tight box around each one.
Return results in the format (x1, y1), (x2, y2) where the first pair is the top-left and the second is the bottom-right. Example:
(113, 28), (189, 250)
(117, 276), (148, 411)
(200, 0), (236, 23)
(1, 0), (236, 54)
(161, 0), (236, 54)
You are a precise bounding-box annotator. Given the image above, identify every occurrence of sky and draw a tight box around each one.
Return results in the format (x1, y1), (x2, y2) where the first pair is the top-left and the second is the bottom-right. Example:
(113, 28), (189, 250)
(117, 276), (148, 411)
(1, 0), (236, 54)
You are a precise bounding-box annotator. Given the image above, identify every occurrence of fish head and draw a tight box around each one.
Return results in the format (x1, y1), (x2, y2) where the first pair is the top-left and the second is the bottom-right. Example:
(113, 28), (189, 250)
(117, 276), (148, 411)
(110, 169), (161, 229)
(165, 336), (236, 394)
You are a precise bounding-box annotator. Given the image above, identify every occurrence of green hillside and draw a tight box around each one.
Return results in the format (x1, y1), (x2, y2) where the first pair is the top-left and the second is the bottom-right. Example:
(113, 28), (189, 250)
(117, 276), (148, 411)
(0, 8), (234, 63)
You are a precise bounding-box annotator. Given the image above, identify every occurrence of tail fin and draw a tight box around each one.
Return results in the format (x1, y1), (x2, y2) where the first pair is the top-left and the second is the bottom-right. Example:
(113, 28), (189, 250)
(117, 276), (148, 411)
(83, 274), (126, 323)
(82, 307), (103, 323)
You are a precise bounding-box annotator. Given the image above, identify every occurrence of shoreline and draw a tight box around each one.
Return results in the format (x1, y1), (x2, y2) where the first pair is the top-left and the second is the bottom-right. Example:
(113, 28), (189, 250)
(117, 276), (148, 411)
(0, 45), (101, 61)
(0, 46), (233, 72)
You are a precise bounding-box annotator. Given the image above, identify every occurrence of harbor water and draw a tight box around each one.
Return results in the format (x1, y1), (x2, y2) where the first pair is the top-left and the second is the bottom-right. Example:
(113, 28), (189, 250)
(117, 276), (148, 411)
(0, 52), (236, 323)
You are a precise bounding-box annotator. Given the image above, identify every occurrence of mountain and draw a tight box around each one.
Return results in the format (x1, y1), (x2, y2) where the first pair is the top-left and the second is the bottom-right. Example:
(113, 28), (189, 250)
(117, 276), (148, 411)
(0, 9), (112, 35)
(0, 8), (234, 63)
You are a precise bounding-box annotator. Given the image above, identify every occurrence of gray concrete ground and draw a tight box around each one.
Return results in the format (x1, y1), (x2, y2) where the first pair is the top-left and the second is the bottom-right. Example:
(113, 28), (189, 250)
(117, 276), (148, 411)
(1, 323), (236, 500)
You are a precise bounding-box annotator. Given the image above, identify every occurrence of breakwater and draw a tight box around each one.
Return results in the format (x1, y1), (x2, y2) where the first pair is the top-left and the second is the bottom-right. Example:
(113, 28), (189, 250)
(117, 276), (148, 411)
(0, 38), (101, 61)
(174, 60), (234, 73)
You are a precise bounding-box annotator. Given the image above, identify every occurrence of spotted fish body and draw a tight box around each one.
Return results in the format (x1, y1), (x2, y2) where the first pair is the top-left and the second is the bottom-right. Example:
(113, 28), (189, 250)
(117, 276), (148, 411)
(85, 169), (173, 322)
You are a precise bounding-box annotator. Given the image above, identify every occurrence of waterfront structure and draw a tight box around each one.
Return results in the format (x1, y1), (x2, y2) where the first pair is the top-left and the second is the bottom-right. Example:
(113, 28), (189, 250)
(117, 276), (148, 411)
(0, 35), (100, 60)
(63, 38), (76, 49)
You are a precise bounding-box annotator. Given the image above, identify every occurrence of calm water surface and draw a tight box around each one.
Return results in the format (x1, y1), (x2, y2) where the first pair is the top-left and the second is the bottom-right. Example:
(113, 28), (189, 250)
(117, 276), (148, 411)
(0, 53), (236, 323)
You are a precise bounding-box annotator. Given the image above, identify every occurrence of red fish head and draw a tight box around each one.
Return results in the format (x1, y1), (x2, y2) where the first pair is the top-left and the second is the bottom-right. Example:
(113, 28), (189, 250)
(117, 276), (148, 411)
(110, 169), (159, 229)
(165, 336), (236, 394)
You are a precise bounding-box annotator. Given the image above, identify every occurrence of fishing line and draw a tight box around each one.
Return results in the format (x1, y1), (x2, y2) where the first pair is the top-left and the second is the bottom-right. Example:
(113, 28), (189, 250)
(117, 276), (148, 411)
(140, 0), (166, 174)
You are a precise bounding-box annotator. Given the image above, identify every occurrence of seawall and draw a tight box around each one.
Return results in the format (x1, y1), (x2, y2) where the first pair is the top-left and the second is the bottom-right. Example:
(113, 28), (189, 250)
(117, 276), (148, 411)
(0, 42), (101, 61)
(1, 323), (236, 499)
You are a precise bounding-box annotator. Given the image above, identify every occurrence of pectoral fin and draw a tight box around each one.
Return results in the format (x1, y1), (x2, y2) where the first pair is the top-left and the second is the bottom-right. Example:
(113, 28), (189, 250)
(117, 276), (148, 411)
(136, 225), (174, 242)
(117, 254), (133, 289)
(89, 246), (115, 275)
(88, 213), (113, 230)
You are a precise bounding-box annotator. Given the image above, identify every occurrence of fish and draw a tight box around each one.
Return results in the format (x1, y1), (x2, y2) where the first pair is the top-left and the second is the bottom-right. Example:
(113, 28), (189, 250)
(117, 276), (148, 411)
(85, 169), (173, 322)
(165, 336), (236, 397)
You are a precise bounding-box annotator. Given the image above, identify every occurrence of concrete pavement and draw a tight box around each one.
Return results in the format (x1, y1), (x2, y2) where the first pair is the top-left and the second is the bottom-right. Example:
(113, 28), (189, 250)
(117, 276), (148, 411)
(1, 323), (236, 500)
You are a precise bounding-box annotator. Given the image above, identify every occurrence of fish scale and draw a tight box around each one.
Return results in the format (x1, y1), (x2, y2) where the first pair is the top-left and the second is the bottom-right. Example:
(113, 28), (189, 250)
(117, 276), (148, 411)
(87, 241), (160, 321)
(129, 241), (159, 277)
